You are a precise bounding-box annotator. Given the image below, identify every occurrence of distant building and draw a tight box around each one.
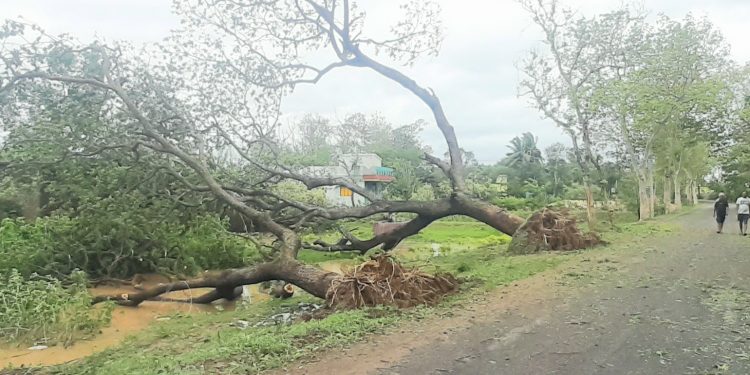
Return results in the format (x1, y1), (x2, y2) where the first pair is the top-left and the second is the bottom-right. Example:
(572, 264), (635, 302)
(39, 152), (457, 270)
(300, 153), (395, 207)
(494, 174), (508, 195)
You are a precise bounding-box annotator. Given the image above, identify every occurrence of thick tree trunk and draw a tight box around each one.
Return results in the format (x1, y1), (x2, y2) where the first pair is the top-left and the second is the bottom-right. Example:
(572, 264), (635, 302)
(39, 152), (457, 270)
(692, 181), (699, 204)
(684, 179), (698, 205)
(673, 176), (682, 210)
(453, 194), (525, 235)
(92, 194), (598, 306)
(663, 174), (673, 214)
(93, 259), (339, 306)
(638, 178), (652, 220)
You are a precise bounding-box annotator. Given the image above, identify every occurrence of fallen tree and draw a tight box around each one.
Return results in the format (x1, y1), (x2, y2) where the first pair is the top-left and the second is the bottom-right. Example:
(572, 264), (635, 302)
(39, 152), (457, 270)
(0, 0), (599, 307)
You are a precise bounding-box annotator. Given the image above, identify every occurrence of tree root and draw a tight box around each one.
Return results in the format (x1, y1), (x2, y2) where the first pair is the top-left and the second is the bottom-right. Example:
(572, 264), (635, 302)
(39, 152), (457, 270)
(508, 208), (602, 254)
(326, 254), (459, 309)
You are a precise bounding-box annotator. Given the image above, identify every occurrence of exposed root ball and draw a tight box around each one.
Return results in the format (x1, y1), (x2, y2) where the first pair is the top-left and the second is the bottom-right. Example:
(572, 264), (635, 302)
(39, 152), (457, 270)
(326, 255), (459, 309)
(509, 208), (602, 254)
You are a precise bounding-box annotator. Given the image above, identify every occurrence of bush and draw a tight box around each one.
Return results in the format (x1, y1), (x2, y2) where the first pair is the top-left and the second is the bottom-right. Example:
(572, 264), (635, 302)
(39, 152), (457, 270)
(0, 214), (261, 279)
(563, 184), (588, 201)
(173, 216), (263, 274)
(491, 197), (532, 211)
(0, 197), (23, 220)
(0, 269), (112, 345)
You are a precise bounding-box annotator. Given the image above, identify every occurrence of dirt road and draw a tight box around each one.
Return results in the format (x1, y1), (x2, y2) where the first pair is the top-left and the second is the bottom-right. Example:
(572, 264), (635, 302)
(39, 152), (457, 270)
(287, 205), (750, 375)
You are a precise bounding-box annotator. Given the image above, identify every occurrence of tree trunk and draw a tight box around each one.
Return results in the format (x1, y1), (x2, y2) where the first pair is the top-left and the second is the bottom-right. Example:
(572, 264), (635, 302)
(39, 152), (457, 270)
(673, 175), (682, 210)
(453, 194), (525, 235)
(663, 174), (672, 214)
(93, 259), (339, 306)
(649, 171), (656, 217)
(692, 181), (699, 204)
(583, 179), (596, 226)
(637, 176), (652, 220)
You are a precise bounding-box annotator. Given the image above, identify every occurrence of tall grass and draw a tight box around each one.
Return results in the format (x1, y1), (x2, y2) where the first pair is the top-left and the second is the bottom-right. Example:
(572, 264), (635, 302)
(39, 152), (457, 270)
(0, 270), (113, 346)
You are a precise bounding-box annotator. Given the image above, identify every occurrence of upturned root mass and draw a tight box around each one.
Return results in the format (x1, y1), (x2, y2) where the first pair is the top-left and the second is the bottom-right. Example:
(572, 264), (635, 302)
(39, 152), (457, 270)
(326, 255), (459, 309)
(508, 208), (602, 254)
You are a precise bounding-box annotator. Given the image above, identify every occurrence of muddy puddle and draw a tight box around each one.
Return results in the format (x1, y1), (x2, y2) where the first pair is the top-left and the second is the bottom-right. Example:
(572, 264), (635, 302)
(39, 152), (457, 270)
(1, 261), (349, 368)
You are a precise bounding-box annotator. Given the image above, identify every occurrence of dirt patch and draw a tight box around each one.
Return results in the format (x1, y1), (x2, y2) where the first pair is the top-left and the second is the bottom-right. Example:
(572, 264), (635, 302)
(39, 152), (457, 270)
(326, 255), (459, 309)
(273, 229), (656, 375)
(276, 266), (572, 375)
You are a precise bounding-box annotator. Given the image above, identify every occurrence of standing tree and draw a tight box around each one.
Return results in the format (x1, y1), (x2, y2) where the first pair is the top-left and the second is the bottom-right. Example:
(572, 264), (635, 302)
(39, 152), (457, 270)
(544, 142), (570, 198)
(0, 1), (597, 307)
(518, 0), (635, 225)
(597, 15), (731, 217)
(505, 132), (543, 167)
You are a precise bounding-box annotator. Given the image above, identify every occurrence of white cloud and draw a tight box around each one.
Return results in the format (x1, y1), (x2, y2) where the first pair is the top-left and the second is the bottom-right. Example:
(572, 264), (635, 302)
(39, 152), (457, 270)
(1, 0), (748, 163)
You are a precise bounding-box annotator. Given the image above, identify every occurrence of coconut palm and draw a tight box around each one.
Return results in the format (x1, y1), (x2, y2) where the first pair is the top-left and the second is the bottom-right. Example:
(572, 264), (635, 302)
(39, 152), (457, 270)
(505, 132), (543, 167)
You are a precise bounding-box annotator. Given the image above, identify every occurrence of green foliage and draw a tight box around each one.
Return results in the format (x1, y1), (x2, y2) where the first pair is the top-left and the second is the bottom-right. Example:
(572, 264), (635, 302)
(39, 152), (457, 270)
(0, 215), (260, 279)
(504, 132), (543, 167)
(271, 181), (327, 207)
(563, 183), (589, 201)
(492, 196), (534, 211)
(0, 269), (112, 345)
(0, 197), (23, 220)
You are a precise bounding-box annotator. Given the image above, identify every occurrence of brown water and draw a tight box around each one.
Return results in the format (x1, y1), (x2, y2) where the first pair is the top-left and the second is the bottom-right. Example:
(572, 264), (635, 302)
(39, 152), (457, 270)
(0, 262), (354, 368)
(0, 275), (279, 368)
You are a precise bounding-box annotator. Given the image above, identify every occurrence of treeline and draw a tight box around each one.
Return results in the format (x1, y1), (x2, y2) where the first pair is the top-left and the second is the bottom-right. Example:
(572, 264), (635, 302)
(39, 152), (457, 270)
(518, 1), (750, 220)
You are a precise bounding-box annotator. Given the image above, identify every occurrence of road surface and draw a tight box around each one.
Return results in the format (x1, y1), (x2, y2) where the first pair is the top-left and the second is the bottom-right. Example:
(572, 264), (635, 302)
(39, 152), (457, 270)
(288, 204), (750, 375)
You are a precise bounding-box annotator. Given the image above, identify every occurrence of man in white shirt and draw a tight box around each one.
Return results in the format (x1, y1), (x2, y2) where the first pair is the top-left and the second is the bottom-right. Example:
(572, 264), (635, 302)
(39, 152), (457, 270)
(736, 192), (750, 236)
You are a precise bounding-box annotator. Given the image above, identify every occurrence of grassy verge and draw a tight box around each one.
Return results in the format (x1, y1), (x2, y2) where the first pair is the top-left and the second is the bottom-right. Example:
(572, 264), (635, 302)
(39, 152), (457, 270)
(20, 210), (680, 375)
(35, 229), (559, 375)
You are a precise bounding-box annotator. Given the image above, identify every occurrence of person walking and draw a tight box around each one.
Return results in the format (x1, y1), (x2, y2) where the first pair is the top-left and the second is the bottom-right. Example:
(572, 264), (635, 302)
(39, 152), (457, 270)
(737, 192), (750, 236)
(714, 193), (729, 233)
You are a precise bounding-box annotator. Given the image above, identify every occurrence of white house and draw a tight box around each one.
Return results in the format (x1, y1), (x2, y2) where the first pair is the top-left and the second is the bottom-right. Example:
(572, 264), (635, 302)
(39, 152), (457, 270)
(300, 153), (395, 207)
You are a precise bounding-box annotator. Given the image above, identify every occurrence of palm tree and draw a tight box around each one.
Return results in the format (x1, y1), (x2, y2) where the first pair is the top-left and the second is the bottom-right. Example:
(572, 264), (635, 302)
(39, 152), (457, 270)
(505, 132), (543, 167)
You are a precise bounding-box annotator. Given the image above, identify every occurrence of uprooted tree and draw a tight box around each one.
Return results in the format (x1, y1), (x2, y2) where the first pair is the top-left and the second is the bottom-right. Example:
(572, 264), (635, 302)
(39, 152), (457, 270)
(0, 0), (598, 307)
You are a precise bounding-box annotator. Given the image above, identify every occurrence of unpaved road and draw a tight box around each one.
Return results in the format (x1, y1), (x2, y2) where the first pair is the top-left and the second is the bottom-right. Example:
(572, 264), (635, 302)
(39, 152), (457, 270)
(283, 205), (750, 375)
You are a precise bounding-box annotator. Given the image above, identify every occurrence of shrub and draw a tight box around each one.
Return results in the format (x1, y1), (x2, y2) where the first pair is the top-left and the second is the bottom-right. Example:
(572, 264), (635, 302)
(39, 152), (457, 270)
(0, 269), (112, 345)
(0, 214), (261, 279)
(172, 216), (263, 274)
(0, 197), (23, 220)
(563, 184), (588, 201)
(491, 196), (532, 211)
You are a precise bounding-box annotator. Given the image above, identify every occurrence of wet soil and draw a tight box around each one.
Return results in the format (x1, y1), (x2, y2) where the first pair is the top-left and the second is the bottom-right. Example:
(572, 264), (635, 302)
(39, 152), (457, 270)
(1, 260), (349, 368)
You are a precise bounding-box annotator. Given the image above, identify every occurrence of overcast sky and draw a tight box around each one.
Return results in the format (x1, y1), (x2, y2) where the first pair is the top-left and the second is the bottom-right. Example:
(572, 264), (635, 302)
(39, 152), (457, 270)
(2, 0), (749, 163)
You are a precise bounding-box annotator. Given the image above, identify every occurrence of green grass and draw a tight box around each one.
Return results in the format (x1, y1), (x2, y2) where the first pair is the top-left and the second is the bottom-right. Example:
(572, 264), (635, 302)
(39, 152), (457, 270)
(51, 303), (399, 374)
(40, 241), (561, 375)
(27, 208), (685, 374)
(405, 219), (511, 248)
(411, 246), (566, 290)
(296, 249), (360, 264)
(0, 270), (113, 347)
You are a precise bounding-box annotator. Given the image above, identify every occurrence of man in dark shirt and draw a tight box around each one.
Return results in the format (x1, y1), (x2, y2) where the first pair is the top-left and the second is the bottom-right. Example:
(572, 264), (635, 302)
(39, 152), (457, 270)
(714, 192), (729, 233)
